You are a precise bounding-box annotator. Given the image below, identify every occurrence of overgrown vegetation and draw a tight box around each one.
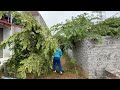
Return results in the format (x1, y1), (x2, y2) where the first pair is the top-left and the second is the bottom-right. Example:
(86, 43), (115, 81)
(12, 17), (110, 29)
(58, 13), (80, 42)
(0, 11), (59, 79)
(62, 53), (78, 72)
(50, 13), (120, 50)
(91, 17), (120, 36)
(60, 53), (85, 79)
(0, 11), (120, 79)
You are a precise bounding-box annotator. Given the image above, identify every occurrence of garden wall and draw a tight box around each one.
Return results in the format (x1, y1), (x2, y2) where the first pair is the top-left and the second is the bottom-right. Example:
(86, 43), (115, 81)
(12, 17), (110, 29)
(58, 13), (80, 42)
(67, 36), (120, 79)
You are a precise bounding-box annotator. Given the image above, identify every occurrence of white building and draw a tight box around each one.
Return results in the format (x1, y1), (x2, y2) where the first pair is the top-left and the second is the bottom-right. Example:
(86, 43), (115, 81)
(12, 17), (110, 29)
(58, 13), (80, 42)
(0, 11), (47, 61)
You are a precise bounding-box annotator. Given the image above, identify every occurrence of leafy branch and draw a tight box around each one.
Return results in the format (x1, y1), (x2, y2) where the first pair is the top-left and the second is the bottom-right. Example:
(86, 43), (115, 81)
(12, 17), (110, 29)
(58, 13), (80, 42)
(0, 11), (59, 78)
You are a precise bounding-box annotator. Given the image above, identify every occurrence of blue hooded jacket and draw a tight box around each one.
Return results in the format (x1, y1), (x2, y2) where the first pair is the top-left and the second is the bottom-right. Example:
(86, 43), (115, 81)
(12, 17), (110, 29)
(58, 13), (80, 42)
(54, 48), (62, 58)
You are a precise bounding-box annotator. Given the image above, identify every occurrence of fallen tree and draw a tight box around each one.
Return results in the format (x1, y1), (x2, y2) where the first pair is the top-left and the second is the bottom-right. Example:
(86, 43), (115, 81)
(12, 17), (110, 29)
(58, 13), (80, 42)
(0, 11), (59, 79)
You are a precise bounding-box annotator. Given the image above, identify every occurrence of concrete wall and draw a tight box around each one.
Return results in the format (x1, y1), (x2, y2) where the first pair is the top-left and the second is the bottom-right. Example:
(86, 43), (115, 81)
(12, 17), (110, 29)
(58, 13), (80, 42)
(3, 28), (11, 57)
(13, 26), (22, 33)
(35, 15), (47, 29)
(66, 49), (74, 59)
(67, 36), (120, 79)
(2, 26), (22, 58)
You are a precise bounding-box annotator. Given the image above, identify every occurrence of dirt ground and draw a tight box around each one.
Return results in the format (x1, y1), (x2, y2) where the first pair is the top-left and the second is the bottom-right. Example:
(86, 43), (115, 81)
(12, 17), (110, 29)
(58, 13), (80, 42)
(42, 54), (86, 79)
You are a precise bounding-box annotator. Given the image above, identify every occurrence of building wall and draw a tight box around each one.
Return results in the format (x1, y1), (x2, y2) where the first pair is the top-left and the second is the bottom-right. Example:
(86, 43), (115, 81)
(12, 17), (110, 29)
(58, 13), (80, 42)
(13, 26), (22, 33)
(2, 25), (22, 58)
(34, 15), (47, 29)
(3, 28), (11, 57)
(67, 36), (120, 79)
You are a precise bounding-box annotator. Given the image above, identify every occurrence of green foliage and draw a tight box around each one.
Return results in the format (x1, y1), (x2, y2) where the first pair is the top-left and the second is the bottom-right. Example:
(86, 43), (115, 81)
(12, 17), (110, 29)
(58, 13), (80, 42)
(90, 17), (120, 37)
(67, 58), (77, 70)
(50, 13), (120, 49)
(0, 11), (59, 79)
(50, 13), (96, 49)
(17, 53), (46, 79)
(1, 11), (120, 78)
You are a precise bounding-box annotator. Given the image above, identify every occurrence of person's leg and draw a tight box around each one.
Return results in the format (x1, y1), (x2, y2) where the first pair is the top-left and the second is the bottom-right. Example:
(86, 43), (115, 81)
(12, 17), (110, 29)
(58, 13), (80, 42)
(53, 58), (57, 72)
(57, 59), (62, 74)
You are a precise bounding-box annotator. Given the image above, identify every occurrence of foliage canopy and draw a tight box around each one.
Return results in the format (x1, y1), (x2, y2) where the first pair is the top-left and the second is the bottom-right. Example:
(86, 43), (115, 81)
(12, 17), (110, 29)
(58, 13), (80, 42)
(50, 13), (120, 49)
(0, 11), (59, 79)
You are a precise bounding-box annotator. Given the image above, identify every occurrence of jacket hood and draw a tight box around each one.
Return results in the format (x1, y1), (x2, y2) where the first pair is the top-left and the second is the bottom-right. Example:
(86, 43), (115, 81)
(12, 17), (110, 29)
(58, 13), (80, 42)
(56, 48), (59, 51)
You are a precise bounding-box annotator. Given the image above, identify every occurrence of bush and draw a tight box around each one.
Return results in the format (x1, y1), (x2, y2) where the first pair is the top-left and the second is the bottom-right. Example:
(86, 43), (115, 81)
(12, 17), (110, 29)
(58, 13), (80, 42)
(0, 11), (59, 79)
(67, 58), (77, 70)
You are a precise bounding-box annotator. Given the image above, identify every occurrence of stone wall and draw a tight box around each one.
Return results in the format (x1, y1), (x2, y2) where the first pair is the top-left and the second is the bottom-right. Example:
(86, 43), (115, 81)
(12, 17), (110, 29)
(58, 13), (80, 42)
(67, 36), (120, 79)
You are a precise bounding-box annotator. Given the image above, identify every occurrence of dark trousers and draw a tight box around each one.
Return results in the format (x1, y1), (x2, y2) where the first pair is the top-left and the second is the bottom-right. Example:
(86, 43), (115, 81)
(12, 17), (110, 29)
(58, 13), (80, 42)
(53, 57), (62, 72)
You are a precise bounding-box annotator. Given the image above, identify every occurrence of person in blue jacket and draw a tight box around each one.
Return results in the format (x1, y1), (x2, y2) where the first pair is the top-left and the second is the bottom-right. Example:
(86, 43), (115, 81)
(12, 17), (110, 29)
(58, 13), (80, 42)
(53, 48), (63, 75)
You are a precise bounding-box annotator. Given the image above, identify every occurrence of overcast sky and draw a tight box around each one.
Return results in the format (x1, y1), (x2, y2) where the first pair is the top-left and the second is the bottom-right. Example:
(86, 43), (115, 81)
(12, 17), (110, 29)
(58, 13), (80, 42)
(39, 11), (120, 28)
